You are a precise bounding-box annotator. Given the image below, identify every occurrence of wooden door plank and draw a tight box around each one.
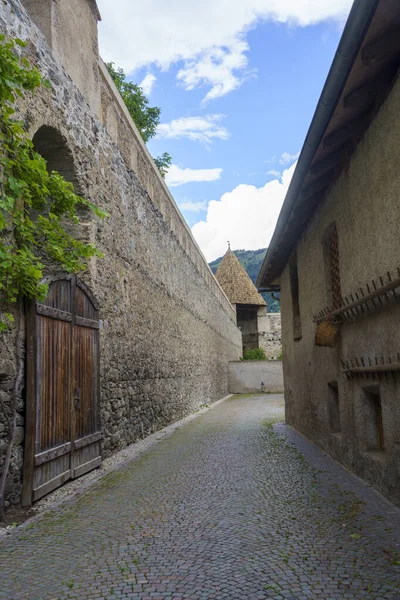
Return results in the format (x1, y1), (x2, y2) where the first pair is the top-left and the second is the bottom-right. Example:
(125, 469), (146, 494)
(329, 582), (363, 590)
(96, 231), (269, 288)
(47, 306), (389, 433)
(36, 304), (72, 322)
(70, 276), (77, 475)
(34, 442), (72, 466)
(75, 316), (100, 329)
(26, 277), (75, 505)
(72, 456), (102, 479)
(21, 301), (38, 507)
(74, 431), (102, 450)
(32, 469), (71, 502)
(26, 275), (102, 503)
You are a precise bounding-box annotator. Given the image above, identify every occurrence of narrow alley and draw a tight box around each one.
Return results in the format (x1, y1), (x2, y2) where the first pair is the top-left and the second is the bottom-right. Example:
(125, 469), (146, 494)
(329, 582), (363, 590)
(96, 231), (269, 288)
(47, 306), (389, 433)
(1, 395), (400, 600)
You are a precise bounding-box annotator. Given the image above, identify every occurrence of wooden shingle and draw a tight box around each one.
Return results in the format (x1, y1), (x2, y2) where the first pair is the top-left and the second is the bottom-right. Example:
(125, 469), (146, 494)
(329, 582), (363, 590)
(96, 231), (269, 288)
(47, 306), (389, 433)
(215, 249), (266, 307)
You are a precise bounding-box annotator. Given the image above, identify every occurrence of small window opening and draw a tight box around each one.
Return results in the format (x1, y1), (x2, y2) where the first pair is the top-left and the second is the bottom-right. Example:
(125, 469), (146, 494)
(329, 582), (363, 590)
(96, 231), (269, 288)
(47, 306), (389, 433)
(289, 251), (302, 340)
(362, 386), (385, 452)
(322, 223), (342, 309)
(328, 381), (341, 434)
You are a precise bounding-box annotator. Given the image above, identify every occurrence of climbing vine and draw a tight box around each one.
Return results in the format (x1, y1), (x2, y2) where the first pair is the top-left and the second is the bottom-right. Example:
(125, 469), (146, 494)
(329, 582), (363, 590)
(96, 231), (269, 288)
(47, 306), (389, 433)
(0, 35), (107, 327)
(0, 35), (107, 519)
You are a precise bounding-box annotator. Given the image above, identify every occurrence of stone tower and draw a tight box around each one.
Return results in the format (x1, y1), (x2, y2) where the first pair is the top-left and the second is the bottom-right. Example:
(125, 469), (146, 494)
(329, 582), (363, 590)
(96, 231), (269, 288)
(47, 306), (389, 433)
(215, 247), (266, 353)
(20, 0), (101, 115)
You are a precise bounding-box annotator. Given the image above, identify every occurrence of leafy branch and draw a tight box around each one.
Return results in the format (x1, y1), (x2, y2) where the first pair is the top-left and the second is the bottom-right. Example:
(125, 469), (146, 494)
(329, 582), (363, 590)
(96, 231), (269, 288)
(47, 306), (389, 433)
(106, 62), (171, 178)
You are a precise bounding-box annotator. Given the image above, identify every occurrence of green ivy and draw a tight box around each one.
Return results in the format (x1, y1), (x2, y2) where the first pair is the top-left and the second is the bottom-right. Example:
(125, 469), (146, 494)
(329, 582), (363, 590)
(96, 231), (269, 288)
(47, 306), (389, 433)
(0, 36), (107, 328)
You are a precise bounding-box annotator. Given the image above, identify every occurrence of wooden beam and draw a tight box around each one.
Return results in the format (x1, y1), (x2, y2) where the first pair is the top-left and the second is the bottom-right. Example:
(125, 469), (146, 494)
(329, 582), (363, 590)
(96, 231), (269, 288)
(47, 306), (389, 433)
(362, 30), (400, 67)
(35, 442), (72, 466)
(343, 70), (395, 109)
(293, 190), (324, 219)
(310, 140), (354, 178)
(313, 275), (400, 324)
(36, 303), (72, 322)
(345, 362), (400, 374)
(344, 81), (377, 110)
(301, 170), (334, 200)
(323, 116), (368, 149)
(310, 153), (338, 178)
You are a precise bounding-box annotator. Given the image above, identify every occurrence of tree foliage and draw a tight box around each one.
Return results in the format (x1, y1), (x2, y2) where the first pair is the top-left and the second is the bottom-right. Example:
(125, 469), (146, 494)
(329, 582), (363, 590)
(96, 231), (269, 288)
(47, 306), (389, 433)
(154, 152), (172, 178)
(106, 62), (171, 178)
(0, 35), (107, 328)
(106, 63), (160, 143)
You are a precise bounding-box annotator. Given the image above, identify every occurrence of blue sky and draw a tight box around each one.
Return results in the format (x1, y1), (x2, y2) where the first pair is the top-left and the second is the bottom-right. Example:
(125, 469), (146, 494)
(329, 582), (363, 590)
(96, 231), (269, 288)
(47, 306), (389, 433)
(97, 0), (353, 261)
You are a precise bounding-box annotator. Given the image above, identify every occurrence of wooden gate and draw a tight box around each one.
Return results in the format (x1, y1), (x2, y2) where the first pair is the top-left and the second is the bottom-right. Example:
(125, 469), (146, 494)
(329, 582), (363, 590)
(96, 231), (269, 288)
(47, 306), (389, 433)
(22, 273), (101, 505)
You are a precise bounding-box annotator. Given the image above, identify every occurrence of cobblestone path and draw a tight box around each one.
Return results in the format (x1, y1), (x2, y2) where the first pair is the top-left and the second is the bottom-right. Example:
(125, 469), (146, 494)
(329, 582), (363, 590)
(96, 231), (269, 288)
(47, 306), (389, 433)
(1, 394), (400, 600)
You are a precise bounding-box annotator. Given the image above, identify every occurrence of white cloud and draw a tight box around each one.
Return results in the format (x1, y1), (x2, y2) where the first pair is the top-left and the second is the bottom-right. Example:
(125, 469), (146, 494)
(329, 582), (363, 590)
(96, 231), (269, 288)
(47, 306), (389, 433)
(280, 151), (300, 164)
(192, 162), (296, 261)
(166, 164), (223, 187)
(98, 0), (352, 102)
(176, 40), (254, 103)
(157, 115), (229, 147)
(267, 169), (281, 177)
(139, 73), (156, 96)
(179, 201), (208, 212)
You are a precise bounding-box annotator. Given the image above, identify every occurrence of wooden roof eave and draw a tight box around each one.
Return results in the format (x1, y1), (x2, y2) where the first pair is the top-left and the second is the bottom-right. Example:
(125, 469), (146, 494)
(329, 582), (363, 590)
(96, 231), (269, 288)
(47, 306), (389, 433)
(257, 0), (400, 288)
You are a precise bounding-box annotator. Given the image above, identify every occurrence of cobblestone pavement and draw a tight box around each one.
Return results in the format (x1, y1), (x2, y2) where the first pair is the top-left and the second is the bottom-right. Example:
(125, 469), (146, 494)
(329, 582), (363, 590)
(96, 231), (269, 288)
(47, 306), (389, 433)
(1, 394), (400, 600)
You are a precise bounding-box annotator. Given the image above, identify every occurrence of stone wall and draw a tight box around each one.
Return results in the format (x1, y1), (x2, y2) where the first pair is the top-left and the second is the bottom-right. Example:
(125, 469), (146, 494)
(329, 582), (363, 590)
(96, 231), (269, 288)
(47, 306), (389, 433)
(228, 361), (284, 395)
(0, 0), (242, 509)
(280, 72), (400, 506)
(258, 308), (282, 360)
(236, 306), (258, 353)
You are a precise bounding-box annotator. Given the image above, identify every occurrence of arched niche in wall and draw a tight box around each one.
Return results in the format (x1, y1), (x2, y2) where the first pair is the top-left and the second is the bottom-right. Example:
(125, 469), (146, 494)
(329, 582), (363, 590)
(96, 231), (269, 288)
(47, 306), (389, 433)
(32, 125), (91, 234)
(32, 125), (81, 192)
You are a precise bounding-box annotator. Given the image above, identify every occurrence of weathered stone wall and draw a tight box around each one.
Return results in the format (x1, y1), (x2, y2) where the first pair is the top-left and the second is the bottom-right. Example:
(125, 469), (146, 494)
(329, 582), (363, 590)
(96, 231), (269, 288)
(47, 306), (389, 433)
(280, 72), (400, 506)
(0, 0), (242, 509)
(258, 308), (281, 360)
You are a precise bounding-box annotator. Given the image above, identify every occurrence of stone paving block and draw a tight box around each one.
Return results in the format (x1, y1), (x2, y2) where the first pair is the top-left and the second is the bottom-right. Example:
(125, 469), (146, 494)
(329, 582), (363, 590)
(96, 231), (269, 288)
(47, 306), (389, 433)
(1, 395), (400, 599)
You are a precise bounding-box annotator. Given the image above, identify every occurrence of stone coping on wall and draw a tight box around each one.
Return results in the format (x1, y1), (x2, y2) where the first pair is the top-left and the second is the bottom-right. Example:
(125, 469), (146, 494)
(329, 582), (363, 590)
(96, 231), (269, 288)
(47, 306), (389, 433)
(99, 60), (236, 323)
(229, 360), (283, 363)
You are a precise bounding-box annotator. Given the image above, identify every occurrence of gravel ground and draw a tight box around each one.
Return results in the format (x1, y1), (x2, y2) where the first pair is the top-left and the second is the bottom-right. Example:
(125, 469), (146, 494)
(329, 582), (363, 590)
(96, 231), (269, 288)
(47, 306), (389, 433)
(1, 393), (400, 600)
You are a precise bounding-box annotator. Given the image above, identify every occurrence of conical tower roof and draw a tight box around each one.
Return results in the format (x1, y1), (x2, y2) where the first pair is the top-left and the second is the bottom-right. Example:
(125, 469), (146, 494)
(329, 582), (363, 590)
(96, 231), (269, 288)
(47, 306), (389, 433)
(215, 248), (266, 307)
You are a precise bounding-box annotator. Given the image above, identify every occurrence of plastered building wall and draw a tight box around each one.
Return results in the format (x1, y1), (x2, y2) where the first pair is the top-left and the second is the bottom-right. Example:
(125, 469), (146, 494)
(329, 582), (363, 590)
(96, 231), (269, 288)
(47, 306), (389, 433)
(0, 0), (242, 508)
(228, 361), (284, 394)
(280, 73), (400, 506)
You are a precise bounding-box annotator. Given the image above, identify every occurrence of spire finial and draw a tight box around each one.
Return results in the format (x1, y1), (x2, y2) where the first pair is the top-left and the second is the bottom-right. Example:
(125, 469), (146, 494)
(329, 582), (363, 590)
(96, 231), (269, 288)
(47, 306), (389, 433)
(228, 240), (231, 250)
